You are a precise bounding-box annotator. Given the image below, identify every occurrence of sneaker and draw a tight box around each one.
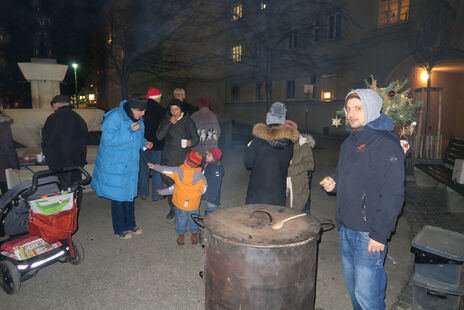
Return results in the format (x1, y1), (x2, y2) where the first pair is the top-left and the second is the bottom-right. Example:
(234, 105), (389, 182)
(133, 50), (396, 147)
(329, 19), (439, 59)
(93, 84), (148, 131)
(118, 232), (132, 239)
(130, 226), (143, 235)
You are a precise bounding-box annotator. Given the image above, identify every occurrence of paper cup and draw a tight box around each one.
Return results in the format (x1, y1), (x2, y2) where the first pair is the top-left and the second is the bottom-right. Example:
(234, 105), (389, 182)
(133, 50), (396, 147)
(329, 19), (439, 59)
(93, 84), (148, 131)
(181, 139), (188, 148)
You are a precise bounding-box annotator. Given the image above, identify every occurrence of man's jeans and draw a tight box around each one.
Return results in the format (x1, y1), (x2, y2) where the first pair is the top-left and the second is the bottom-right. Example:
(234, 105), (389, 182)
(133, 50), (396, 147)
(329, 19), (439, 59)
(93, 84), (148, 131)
(175, 207), (200, 234)
(202, 200), (219, 216)
(111, 200), (136, 235)
(339, 225), (387, 310)
(139, 150), (162, 200)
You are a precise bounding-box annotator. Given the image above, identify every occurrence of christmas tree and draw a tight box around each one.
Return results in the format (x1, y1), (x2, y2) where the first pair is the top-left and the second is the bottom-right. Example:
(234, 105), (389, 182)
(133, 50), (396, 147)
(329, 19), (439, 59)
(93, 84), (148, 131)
(332, 75), (422, 138)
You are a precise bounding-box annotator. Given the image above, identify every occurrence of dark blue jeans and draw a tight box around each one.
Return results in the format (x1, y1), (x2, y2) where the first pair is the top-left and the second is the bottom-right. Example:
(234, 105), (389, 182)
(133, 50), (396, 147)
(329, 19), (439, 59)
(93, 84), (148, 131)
(339, 225), (387, 310)
(111, 200), (136, 235)
(139, 150), (162, 200)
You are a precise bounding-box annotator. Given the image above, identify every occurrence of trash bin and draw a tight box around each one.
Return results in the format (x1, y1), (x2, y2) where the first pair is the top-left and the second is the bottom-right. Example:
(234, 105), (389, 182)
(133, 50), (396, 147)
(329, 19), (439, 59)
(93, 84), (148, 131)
(411, 276), (464, 310)
(411, 225), (464, 288)
(410, 225), (464, 310)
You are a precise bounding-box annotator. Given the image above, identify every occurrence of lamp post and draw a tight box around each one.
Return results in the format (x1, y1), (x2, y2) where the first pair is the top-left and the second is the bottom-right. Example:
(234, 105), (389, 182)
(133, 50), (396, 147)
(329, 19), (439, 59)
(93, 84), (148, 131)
(72, 63), (78, 108)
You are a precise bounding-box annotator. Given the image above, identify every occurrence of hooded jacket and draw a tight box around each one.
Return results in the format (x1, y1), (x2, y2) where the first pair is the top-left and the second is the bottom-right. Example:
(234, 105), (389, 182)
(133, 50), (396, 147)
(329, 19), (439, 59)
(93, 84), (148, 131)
(287, 133), (315, 211)
(244, 123), (298, 206)
(154, 164), (207, 211)
(91, 100), (147, 202)
(333, 89), (405, 244)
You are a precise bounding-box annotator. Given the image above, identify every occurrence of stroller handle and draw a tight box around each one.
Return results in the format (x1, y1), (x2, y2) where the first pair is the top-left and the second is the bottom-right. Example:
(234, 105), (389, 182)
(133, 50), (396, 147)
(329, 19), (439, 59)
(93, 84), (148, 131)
(22, 166), (92, 199)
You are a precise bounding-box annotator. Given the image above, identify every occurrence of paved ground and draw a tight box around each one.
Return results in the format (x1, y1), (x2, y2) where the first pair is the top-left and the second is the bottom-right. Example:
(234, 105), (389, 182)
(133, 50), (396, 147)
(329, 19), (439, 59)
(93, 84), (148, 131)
(2, 135), (462, 309)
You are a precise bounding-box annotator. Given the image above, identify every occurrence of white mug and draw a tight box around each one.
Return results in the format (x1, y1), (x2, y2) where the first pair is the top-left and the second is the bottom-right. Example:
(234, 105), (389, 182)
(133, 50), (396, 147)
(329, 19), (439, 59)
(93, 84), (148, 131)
(36, 153), (44, 163)
(181, 139), (188, 148)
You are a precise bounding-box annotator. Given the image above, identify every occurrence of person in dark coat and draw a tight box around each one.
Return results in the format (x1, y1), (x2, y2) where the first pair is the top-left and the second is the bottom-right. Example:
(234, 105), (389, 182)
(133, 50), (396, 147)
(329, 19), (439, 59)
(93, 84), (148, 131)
(138, 87), (166, 201)
(42, 95), (88, 191)
(156, 98), (199, 219)
(244, 102), (298, 206)
(173, 88), (198, 116)
(0, 110), (19, 196)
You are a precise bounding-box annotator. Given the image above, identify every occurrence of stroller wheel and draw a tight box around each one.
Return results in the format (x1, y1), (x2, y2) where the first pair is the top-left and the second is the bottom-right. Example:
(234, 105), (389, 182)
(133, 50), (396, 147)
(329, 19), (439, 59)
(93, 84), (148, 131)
(70, 239), (85, 265)
(0, 260), (21, 294)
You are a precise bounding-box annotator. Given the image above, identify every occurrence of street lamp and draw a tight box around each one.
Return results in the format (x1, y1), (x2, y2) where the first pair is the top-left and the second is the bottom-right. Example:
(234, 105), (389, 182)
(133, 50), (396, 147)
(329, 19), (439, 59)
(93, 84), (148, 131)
(72, 63), (78, 108)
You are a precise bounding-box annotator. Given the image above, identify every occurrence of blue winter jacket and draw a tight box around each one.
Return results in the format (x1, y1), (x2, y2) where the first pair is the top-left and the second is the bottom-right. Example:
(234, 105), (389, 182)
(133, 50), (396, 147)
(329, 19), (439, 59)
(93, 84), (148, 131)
(91, 100), (147, 202)
(332, 115), (405, 244)
(202, 161), (224, 205)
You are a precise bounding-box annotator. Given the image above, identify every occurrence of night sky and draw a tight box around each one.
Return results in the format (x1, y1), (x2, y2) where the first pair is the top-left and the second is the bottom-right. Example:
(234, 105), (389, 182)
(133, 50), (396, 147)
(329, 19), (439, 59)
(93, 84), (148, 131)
(0, 0), (105, 104)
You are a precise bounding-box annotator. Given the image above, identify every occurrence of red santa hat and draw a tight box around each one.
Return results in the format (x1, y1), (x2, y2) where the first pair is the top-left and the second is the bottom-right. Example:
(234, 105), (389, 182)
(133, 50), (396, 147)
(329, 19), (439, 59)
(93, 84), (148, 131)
(146, 87), (162, 100)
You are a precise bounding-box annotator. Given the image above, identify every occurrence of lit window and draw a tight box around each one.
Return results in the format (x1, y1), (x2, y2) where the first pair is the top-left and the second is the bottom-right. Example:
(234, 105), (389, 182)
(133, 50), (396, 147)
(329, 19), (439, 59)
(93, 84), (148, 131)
(288, 29), (297, 49)
(260, 1), (267, 10)
(232, 4), (243, 21)
(286, 80), (295, 99)
(232, 45), (242, 62)
(232, 86), (240, 101)
(379, 0), (409, 27)
(327, 13), (342, 40)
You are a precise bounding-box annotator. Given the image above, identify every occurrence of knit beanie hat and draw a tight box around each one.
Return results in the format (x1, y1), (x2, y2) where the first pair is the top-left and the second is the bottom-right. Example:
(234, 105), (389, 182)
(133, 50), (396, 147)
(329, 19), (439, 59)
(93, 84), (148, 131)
(126, 98), (147, 110)
(168, 99), (184, 111)
(345, 89), (382, 125)
(208, 147), (222, 162)
(197, 96), (211, 108)
(185, 151), (203, 168)
(146, 87), (162, 100)
(50, 95), (69, 106)
(266, 102), (287, 125)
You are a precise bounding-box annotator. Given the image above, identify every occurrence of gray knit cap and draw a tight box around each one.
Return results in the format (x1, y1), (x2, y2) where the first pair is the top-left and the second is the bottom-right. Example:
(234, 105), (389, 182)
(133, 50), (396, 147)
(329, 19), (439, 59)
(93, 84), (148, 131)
(266, 102), (287, 125)
(345, 89), (382, 125)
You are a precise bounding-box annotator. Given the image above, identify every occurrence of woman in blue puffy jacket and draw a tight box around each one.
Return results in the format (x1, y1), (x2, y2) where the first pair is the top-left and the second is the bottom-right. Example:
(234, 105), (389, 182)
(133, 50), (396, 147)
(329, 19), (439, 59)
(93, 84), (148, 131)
(91, 99), (153, 239)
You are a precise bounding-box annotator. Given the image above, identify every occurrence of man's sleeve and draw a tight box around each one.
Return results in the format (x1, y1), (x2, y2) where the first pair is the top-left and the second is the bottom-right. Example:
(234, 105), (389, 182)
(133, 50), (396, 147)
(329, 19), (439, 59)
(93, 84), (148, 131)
(369, 140), (405, 244)
(243, 138), (258, 170)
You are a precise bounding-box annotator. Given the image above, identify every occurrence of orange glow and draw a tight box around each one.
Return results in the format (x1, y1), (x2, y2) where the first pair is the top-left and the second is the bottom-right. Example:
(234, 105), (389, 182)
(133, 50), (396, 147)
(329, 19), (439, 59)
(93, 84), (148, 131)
(421, 71), (429, 82)
(323, 91), (332, 100)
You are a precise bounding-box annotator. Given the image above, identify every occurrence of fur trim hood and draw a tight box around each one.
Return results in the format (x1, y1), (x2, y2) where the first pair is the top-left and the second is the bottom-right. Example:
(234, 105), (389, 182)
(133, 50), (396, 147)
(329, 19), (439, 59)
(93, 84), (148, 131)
(252, 123), (299, 142)
(299, 133), (315, 148)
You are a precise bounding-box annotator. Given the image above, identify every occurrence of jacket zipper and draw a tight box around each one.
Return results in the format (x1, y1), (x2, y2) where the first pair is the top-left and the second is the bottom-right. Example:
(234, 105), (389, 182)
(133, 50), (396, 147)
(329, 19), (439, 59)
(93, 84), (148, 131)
(361, 193), (367, 222)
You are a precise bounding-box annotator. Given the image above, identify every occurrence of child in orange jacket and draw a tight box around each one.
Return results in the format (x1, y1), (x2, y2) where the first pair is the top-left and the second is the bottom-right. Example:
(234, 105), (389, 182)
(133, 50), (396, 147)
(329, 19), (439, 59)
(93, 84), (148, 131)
(148, 151), (207, 245)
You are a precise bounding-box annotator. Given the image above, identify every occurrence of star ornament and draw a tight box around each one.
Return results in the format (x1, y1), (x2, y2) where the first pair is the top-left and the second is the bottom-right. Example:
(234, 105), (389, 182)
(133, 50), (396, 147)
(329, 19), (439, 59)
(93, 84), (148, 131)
(332, 116), (342, 128)
(399, 126), (407, 138)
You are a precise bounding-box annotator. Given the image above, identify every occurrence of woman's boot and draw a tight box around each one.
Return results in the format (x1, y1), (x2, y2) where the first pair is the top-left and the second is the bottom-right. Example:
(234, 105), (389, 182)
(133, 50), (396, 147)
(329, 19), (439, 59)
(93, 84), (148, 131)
(177, 234), (184, 245)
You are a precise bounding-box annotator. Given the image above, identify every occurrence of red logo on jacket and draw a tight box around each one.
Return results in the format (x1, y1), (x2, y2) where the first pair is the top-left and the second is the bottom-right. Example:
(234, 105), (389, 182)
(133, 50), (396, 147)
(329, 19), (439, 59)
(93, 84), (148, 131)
(356, 144), (367, 152)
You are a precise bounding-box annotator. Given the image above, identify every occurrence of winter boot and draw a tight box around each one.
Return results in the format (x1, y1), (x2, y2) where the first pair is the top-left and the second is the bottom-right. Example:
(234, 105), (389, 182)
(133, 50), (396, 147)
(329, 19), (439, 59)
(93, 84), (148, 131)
(191, 233), (199, 245)
(166, 205), (175, 220)
(176, 234), (185, 245)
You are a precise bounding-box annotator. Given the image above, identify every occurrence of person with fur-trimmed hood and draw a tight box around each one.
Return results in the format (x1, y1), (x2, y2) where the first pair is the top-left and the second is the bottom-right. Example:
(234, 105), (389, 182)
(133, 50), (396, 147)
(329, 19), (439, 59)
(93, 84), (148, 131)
(285, 120), (315, 212)
(244, 102), (298, 206)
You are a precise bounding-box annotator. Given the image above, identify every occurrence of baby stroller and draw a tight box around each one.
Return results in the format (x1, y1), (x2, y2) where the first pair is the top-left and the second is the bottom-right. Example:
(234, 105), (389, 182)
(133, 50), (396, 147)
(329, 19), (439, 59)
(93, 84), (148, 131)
(0, 166), (91, 294)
